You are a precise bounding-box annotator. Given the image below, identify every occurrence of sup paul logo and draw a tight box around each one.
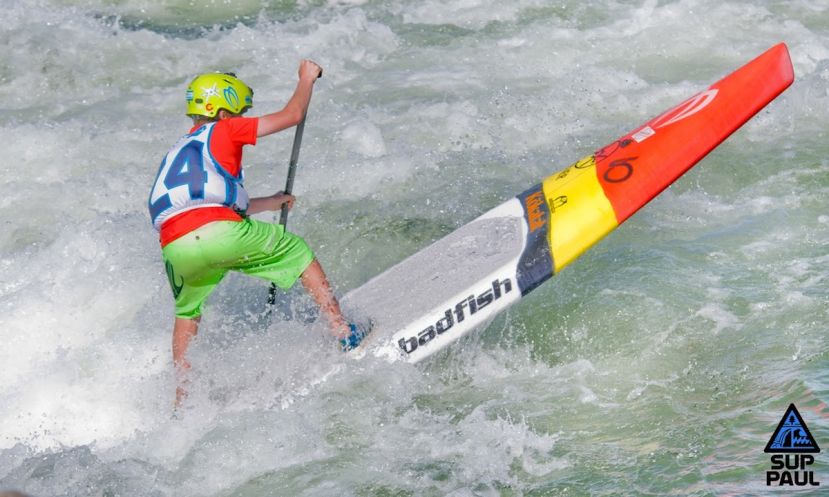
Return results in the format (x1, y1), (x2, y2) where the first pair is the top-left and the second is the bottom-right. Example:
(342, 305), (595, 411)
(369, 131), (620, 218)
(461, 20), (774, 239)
(765, 404), (821, 487)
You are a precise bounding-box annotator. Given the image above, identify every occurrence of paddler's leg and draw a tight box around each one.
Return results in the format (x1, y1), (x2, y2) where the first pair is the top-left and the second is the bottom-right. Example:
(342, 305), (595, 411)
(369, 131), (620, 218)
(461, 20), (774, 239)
(299, 258), (349, 337)
(230, 219), (349, 336)
(172, 316), (200, 407)
(162, 225), (228, 408)
(228, 218), (366, 347)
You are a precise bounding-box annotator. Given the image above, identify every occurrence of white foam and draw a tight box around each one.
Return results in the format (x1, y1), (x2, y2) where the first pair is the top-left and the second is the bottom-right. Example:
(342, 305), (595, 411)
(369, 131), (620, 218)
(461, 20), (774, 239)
(1, 0), (827, 495)
(340, 118), (387, 157)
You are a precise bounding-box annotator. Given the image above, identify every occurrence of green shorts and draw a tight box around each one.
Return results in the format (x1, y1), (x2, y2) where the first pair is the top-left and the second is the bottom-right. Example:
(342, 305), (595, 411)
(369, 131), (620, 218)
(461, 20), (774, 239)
(161, 218), (315, 319)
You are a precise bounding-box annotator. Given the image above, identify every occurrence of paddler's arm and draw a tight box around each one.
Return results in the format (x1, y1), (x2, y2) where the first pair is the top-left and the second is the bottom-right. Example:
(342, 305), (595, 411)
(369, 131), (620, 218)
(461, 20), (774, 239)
(256, 59), (322, 137)
(246, 192), (296, 215)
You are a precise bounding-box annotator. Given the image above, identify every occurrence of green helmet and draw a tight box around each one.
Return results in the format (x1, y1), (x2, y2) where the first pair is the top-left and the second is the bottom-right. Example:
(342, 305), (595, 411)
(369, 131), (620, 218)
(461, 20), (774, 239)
(185, 72), (253, 118)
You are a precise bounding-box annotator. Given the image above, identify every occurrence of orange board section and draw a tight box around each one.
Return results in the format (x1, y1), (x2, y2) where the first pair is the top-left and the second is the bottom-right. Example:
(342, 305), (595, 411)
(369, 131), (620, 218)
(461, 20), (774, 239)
(594, 43), (794, 224)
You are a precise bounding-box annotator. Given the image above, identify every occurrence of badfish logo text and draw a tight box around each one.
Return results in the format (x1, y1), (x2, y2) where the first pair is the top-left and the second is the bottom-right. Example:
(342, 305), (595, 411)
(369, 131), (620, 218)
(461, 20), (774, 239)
(765, 403), (821, 487)
(398, 278), (512, 354)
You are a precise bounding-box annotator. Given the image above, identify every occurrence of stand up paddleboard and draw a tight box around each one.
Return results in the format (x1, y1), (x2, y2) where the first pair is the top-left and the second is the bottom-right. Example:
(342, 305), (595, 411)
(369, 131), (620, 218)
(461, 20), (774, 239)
(341, 43), (794, 363)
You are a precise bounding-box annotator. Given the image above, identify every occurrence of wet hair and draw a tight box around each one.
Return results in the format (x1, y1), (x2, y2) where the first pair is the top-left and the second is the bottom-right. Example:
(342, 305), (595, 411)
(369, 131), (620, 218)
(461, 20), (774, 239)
(190, 108), (242, 126)
(190, 113), (220, 125)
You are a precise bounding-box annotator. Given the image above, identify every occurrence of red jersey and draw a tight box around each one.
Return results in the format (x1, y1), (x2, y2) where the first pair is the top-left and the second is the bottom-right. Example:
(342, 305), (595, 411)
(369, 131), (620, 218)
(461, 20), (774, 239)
(158, 117), (259, 247)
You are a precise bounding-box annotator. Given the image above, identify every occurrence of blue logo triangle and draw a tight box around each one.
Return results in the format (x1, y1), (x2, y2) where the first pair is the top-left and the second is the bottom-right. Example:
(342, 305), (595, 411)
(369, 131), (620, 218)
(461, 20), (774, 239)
(764, 404), (821, 453)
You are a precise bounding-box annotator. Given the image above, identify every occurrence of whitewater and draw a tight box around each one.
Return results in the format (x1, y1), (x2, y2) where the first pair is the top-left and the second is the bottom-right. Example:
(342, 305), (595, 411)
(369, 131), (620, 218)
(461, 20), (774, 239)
(1, 0), (827, 496)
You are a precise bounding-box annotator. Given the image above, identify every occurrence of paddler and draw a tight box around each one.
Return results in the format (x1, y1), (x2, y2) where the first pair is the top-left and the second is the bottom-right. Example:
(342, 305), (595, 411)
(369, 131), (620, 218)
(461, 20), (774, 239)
(148, 61), (367, 406)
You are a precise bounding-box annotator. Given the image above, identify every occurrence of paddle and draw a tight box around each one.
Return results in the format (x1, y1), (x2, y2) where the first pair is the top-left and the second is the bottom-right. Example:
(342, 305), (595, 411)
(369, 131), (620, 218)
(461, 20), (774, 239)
(267, 67), (321, 308)
(267, 115), (307, 307)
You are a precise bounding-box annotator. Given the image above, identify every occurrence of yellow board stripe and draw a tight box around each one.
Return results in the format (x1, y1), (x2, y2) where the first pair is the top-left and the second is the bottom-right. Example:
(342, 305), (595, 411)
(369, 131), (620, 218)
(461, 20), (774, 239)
(541, 155), (620, 273)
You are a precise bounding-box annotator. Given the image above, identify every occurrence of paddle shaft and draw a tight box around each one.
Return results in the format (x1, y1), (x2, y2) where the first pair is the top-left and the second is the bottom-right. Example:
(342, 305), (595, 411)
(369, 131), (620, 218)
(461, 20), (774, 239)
(280, 65), (320, 227)
(267, 115), (307, 306)
(279, 116), (306, 228)
(267, 65), (321, 308)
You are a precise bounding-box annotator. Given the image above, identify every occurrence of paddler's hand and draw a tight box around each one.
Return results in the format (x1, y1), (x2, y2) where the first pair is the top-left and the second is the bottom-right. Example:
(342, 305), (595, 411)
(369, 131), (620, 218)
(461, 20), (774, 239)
(298, 59), (323, 82)
(256, 60), (320, 138)
(274, 192), (296, 210)
(246, 192), (296, 215)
